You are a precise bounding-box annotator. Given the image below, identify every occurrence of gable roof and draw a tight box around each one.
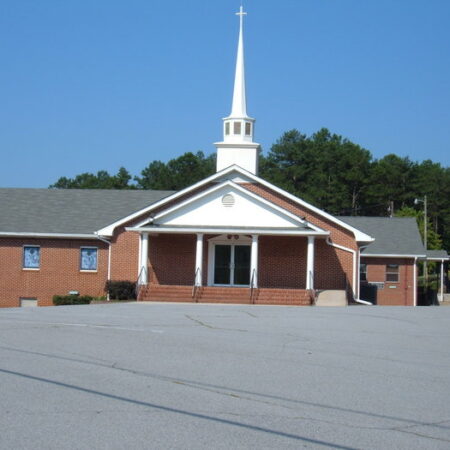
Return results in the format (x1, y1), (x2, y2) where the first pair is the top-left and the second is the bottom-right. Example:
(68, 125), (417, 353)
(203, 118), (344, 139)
(0, 188), (174, 237)
(97, 165), (374, 241)
(339, 216), (426, 257)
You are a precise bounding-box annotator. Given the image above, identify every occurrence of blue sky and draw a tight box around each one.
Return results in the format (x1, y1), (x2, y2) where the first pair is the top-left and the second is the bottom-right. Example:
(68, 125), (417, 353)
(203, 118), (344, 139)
(1, 0), (449, 188)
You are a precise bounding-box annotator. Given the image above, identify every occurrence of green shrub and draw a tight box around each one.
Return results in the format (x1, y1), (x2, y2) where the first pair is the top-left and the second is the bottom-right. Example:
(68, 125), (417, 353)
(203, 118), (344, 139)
(105, 280), (136, 300)
(53, 295), (93, 306)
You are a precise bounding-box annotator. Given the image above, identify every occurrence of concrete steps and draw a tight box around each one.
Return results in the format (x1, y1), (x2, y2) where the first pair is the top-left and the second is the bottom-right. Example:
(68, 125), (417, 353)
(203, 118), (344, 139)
(315, 290), (347, 306)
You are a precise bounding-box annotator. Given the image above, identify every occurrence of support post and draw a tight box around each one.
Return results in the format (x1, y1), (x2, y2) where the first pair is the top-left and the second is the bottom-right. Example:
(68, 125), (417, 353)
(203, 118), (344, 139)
(250, 235), (259, 288)
(139, 232), (149, 285)
(440, 260), (444, 302)
(195, 233), (203, 286)
(306, 236), (315, 290)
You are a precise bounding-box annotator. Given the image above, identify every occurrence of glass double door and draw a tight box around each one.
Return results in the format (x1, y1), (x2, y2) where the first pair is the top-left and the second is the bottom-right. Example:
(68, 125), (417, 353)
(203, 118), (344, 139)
(214, 244), (251, 286)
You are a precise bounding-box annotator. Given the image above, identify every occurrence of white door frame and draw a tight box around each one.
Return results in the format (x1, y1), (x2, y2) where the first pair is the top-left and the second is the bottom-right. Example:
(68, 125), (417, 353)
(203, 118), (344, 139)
(207, 235), (252, 286)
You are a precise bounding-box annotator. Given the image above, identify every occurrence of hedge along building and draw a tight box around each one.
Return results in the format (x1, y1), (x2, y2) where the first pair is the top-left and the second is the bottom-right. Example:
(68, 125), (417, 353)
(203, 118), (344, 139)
(0, 7), (433, 308)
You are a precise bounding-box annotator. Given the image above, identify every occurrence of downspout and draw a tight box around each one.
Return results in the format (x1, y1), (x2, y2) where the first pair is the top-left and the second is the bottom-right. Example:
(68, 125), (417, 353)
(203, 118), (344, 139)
(413, 256), (418, 307)
(326, 237), (357, 303)
(96, 235), (112, 301)
(357, 244), (369, 298)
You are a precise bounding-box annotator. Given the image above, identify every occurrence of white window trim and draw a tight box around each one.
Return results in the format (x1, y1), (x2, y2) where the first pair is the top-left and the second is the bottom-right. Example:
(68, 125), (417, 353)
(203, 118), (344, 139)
(386, 264), (400, 283)
(22, 245), (41, 270)
(80, 246), (99, 272)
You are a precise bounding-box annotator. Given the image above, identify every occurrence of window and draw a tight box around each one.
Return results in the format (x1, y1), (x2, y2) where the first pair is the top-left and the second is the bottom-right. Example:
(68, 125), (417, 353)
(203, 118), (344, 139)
(233, 121), (241, 135)
(245, 122), (252, 136)
(80, 247), (98, 271)
(386, 264), (399, 282)
(23, 246), (40, 269)
(360, 263), (367, 282)
(225, 122), (230, 135)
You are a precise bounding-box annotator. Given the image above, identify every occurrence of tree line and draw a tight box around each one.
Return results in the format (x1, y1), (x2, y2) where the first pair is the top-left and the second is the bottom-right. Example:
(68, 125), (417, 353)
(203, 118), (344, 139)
(50, 128), (450, 250)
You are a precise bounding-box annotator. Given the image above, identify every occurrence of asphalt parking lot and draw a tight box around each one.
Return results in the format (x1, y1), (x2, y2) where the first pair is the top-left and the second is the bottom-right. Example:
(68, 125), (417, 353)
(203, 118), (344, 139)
(1, 303), (450, 449)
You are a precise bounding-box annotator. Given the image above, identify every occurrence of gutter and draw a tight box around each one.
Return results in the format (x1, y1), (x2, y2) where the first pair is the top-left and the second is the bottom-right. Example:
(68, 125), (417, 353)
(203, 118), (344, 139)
(0, 232), (97, 239)
(95, 234), (112, 301)
(326, 237), (357, 302)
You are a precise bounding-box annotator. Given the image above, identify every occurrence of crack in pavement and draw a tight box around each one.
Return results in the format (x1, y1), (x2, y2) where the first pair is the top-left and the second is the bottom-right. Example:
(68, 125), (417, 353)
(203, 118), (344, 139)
(184, 314), (248, 332)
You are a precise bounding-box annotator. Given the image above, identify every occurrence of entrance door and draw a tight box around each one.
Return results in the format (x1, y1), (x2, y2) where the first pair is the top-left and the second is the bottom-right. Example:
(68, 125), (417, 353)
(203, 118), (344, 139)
(214, 244), (251, 286)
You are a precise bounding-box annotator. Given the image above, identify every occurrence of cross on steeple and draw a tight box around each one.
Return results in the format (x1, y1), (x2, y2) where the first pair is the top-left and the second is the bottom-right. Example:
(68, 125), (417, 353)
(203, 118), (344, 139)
(236, 5), (247, 19)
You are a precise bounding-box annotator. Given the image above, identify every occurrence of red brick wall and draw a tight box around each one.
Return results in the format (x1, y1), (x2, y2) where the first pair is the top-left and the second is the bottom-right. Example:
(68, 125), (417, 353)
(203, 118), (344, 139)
(361, 257), (415, 306)
(110, 226), (140, 281)
(242, 183), (356, 292)
(0, 238), (108, 307)
(149, 234), (196, 285)
(259, 236), (306, 288)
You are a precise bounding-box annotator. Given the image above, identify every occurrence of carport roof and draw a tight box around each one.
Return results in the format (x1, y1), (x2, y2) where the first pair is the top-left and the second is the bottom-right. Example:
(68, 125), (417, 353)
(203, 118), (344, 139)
(339, 216), (426, 257)
(0, 188), (174, 235)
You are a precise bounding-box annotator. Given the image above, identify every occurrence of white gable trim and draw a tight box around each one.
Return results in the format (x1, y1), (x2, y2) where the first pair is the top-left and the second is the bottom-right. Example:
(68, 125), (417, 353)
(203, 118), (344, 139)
(96, 164), (374, 242)
(232, 166), (375, 243)
(126, 226), (328, 236)
(136, 180), (323, 232)
(96, 165), (248, 236)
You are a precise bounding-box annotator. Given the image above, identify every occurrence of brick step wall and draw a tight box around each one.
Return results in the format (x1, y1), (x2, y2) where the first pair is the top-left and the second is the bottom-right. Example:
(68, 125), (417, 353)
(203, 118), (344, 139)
(254, 288), (312, 306)
(139, 284), (312, 306)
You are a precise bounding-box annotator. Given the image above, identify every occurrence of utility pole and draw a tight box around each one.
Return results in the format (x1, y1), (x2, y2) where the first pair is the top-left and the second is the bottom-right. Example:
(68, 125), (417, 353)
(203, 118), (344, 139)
(415, 195), (428, 287)
(424, 195), (428, 286)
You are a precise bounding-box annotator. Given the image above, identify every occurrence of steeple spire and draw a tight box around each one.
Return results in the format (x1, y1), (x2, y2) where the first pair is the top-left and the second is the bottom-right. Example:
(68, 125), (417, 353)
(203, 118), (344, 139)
(215, 5), (261, 175)
(230, 6), (248, 118)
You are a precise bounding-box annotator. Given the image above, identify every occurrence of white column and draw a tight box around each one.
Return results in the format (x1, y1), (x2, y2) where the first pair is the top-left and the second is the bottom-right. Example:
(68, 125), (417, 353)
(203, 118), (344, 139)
(440, 260), (444, 302)
(139, 233), (149, 284)
(195, 233), (203, 286)
(250, 235), (258, 288)
(306, 236), (315, 290)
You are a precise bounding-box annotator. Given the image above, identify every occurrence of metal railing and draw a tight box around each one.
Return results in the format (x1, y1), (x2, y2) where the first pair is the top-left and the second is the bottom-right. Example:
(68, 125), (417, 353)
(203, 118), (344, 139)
(308, 270), (318, 305)
(135, 266), (148, 300)
(192, 267), (201, 301)
(249, 268), (257, 303)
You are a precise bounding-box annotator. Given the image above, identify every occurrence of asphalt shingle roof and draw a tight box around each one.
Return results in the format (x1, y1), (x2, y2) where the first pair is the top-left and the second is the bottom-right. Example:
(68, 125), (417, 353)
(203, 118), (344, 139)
(426, 249), (449, 260)
(0, 188), (174, 235)
(339, 216), (426, 256)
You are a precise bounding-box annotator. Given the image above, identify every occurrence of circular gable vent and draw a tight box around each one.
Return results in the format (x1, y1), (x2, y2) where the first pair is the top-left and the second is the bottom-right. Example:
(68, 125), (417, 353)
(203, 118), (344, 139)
(222, 194), (235, 207)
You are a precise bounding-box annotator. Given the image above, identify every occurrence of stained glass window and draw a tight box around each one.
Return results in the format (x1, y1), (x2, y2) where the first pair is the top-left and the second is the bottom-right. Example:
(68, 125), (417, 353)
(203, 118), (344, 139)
(80, 247), (98, 271)
(23, 246), (40, 269)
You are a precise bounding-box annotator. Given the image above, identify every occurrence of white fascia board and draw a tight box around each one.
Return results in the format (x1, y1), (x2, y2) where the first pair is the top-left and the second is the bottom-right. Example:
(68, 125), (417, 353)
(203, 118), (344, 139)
(230, 165), (375, 243)
(126, 226), (329, 237)
(0, 232), (97, 239)
(95, 165), (249, 236)
(361, 253), (427, 258)
(95, 163), (372, 241)
(426, 257), (450, 261)
(151, 179), (321, 230)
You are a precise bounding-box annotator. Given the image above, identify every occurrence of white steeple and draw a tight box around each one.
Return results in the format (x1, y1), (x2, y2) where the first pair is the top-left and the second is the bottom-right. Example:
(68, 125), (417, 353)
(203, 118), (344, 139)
(215, 5), (261, 175)
(230, 6), (248, 118)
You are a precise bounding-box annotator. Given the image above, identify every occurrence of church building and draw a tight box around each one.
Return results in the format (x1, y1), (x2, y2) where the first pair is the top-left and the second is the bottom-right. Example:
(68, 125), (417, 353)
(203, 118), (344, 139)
(1, 7), (440, 308)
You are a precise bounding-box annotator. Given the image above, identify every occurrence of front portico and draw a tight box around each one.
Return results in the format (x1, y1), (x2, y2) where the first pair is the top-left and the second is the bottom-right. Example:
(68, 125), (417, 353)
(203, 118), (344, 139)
(131, 225), (325, 304)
